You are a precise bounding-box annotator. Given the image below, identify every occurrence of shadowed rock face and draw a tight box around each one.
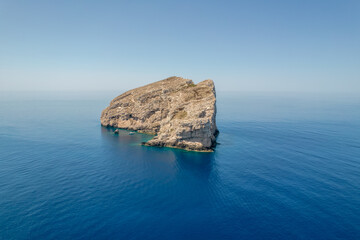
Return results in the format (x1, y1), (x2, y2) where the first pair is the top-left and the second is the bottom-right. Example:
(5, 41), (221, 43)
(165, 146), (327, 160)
(100, 76), (218, 151)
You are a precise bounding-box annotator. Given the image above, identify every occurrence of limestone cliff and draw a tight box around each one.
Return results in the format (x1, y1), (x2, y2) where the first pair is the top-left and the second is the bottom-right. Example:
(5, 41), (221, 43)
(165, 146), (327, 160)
(100, 76), (218, 152)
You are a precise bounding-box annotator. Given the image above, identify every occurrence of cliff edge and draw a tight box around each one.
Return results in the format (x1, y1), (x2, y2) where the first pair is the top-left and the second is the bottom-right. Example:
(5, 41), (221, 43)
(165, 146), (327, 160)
(100, 76), (218, 152)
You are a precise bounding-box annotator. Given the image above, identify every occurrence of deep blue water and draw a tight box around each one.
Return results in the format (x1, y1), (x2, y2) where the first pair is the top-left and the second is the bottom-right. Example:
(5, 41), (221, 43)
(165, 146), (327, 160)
(0, 91), (360, 240)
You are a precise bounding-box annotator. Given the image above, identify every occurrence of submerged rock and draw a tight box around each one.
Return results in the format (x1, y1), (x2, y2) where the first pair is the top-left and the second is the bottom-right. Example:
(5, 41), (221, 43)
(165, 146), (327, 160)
(101, 76), (218, 152)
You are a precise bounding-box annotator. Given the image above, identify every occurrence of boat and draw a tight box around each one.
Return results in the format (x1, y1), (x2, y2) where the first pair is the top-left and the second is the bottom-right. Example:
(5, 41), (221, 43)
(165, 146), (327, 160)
(129, 132), (135, 135)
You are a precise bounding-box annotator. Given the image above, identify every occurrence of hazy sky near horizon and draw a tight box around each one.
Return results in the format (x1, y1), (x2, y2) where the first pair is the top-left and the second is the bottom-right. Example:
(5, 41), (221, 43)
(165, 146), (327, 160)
(1, 0), (359, 92)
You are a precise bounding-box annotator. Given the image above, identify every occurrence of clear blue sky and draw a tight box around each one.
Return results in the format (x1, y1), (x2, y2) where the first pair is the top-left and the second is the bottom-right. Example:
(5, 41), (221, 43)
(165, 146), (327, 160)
(1, 0), (359, 92)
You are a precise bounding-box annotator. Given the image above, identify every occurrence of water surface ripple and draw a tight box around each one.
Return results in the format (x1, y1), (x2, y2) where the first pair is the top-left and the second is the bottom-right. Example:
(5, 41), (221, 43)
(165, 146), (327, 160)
(0, 92), (359, 239)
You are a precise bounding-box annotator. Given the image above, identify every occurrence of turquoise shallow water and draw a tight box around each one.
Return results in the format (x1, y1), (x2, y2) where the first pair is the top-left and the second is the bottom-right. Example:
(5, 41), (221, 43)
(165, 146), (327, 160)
(0, 91), (360, 239)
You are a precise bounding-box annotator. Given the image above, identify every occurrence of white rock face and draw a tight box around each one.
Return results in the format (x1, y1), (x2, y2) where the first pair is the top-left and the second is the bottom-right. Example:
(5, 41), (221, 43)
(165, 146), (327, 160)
(100, 76), (218, 151)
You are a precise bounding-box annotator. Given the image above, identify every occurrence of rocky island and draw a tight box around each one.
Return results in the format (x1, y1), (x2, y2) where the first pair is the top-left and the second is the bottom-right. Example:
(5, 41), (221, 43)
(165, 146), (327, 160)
(100, 76), (218, 152)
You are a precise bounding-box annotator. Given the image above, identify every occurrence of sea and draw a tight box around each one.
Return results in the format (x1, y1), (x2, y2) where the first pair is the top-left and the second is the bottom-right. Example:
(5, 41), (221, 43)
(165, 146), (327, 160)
(0, 91), (359, 240)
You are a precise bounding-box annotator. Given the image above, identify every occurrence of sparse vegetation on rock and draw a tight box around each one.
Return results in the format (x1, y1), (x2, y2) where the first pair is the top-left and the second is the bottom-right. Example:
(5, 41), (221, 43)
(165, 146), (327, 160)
(100, 76), (218, 151)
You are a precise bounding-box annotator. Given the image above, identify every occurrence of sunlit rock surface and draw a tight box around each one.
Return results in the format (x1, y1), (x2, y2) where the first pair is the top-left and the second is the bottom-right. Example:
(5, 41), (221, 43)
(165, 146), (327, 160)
(100, 76), (218, 151)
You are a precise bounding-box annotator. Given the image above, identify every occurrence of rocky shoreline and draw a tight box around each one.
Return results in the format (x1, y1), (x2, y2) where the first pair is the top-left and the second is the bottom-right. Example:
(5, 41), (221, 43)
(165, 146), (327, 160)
(100, 76), (218, 152)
